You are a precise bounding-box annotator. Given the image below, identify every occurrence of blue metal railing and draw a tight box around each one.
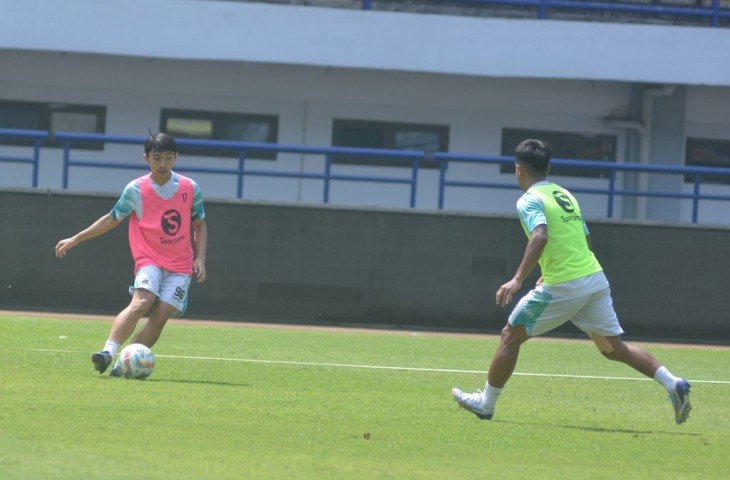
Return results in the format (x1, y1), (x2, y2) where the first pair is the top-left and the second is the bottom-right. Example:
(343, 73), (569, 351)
(360, 0), (730, 27)
(54, 132), (424, 207)
(0, 128), (49, 188)
(2, 130), (730, 223)
(433, 152), (730, 222)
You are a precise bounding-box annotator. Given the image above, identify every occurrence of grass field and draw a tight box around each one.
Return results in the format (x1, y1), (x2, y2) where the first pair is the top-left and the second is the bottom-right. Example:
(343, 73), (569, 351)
(1, 313), (728, 479)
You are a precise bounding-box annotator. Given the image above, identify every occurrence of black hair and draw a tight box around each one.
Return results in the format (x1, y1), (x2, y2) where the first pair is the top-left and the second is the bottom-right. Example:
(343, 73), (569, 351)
(144, 132), (177, 155)
(515, 139), (550, 174)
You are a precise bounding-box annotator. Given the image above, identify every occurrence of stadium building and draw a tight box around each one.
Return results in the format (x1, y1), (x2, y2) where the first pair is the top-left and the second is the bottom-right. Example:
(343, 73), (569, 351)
(2, 0), (730, 222)
(1, 0), (729, 339)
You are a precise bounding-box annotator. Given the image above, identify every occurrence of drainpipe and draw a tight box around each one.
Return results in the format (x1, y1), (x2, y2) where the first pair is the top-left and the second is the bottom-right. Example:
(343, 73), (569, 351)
(297, 100), (309, 202)
(604, 84), (675, 220)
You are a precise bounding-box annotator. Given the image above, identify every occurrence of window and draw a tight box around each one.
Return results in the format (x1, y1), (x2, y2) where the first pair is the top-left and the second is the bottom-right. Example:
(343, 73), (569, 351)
(685, 138), (730, 185)
(160, 109), (278, 160)
(501, 128), (616, 178)
(332, 119), (449, 168)
(0, 100), (106, 150)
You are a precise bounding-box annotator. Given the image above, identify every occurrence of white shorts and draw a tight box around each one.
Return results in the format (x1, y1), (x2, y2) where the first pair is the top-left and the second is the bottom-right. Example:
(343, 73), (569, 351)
(129, 265), (192, 315)
(508, 272), (624, 338)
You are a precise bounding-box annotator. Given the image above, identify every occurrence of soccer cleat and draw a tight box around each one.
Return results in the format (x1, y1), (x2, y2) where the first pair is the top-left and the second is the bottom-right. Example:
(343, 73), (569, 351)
(91, 351), (112, 374)
(109, 358), (122, 377)
(451, 387), (493, 420)
(669, 379), (692, 425)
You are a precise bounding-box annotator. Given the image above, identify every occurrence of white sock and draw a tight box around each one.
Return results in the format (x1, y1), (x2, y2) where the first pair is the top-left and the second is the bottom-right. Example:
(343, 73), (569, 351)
(654, 366), (680, 392)
(103, 340), (120, 357)
(483, 382), (503, 413)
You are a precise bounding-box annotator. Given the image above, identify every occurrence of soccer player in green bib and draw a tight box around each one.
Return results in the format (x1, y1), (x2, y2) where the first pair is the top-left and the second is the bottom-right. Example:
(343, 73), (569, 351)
(452, 139), (691, 424)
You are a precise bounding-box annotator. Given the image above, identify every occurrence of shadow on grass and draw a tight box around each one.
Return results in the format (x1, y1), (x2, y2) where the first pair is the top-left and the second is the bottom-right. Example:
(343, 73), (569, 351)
(150, 378), (253, 388)
(496, 419), (701, 437)
(100, 377), (252, 388)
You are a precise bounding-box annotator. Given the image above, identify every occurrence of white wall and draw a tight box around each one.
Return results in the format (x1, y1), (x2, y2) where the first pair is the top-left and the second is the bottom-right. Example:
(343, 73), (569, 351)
(0, 50), (640, 216)
(681, 86), (730, 223)
(2, 1), (730, 223)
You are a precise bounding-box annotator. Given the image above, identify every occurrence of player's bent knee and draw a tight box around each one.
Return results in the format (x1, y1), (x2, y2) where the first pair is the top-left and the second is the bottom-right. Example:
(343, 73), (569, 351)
(591, 333), (615, 356)
(130, 297), (155, 315)
(501, 324), (529, 347)
(593, 335), (630, 363)
(600, 350), (618, 361)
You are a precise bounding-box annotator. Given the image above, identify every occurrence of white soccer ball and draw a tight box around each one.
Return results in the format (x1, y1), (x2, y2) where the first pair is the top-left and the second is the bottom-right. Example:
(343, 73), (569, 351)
(118, 343), (155, 380)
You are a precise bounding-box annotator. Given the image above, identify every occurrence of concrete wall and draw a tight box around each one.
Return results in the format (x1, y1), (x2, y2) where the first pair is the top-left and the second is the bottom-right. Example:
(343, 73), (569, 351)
(2, 188), (727, 342)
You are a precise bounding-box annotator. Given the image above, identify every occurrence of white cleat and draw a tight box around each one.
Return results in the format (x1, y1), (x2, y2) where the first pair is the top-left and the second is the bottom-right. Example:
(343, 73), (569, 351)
(451, 387), (493, 420)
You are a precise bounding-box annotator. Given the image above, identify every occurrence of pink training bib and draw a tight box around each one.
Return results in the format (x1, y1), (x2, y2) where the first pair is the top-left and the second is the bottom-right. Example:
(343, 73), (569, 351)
(128, 174), (195, 274)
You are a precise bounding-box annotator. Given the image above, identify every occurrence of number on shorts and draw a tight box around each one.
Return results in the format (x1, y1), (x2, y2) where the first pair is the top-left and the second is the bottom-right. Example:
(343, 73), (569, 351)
(173, 286), (186, 301)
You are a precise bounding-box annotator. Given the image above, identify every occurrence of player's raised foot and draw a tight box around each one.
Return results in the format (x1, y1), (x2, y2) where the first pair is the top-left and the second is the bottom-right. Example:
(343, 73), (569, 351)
(669, 379), (692, 425)
(451, 387), (493, 420)
(91, 351), (112, 374)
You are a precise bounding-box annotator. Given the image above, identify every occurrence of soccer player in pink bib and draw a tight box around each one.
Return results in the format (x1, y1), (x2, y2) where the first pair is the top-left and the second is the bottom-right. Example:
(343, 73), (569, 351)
(55, 132), (208, 376)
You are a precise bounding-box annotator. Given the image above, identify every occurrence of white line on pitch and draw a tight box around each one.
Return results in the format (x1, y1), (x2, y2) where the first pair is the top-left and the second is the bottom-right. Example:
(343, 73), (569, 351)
(29, 348), (730, 385)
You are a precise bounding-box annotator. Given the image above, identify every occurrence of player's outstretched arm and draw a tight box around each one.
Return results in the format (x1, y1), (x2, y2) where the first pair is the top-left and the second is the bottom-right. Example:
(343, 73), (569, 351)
(54, 213), (121, 258)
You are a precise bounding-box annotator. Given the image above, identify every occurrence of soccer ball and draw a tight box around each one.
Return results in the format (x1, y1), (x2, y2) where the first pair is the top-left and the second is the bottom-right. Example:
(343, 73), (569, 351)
(118, 343), (155, 380)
